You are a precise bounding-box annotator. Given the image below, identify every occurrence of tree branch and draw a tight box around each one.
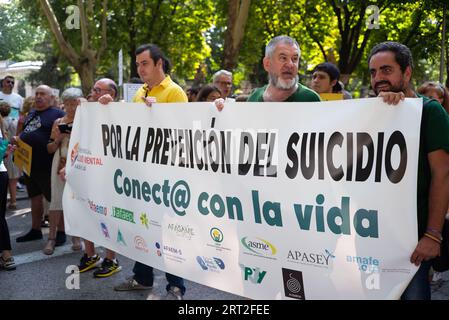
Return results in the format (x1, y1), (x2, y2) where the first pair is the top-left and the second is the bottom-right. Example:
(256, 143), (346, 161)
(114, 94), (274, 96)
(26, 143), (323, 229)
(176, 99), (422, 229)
(232, 0), (251, 50)
(96, 0), (108, 60)
(38, 0), (79, 65)
(78, 0), (89, 54)
(147, 0), (163, 41)
(328, 0), (343, 35)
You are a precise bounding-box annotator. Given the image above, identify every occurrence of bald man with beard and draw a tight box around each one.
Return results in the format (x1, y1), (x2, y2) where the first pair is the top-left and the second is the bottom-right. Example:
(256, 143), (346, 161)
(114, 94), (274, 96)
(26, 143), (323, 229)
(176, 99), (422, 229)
(13, 85), (65, 242)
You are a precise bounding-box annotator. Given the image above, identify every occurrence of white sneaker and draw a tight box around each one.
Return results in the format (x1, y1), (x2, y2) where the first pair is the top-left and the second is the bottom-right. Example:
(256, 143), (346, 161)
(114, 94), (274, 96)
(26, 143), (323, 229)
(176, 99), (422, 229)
(146, 286), (183, 300)
(165, 286), (183, 300)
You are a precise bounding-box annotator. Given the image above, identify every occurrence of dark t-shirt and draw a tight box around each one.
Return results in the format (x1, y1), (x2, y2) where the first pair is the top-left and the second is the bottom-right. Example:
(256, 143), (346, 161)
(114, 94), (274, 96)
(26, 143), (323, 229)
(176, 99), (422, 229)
(247, 83), (321, 102)
(19, 107), (65, 174)
(417, 94), (449, 237)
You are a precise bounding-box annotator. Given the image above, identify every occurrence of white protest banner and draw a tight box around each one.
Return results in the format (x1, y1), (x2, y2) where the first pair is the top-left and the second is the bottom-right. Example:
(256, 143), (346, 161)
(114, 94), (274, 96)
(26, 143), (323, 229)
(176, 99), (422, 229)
(63, 99), (422, 299)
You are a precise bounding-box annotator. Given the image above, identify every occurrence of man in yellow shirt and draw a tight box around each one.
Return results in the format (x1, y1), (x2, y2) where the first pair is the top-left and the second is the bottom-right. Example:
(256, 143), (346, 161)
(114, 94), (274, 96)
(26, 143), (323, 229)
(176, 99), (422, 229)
(101, 44), (187, 299)
(131, 44), (187, 104)
(99, 44), (187, 106)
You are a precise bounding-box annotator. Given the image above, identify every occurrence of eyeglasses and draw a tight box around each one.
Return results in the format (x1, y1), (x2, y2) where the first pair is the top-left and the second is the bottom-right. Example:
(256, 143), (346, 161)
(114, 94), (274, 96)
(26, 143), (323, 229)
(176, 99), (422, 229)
(4, 80), (14, 85)
(92, 87), (111, 94)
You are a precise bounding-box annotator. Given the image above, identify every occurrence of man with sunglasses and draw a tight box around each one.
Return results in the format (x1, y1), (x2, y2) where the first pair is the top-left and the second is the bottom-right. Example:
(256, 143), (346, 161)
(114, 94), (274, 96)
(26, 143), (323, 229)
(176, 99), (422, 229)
(0, 75), (23, 120)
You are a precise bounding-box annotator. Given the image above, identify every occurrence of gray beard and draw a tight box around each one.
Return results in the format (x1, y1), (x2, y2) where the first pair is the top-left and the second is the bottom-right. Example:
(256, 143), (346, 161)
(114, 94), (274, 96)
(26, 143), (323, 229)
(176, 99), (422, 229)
(269, 73), (298, 90)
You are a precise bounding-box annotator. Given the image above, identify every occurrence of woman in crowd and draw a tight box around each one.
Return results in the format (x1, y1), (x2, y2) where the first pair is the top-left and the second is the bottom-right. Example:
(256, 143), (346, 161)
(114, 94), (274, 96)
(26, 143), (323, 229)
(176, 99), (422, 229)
(16, 96), (34, 135)
(417, 81), (449, 114)
(196, 85), (222, 102)
(43, 88), (83, 255)
(0, 101), (17, 270)
(0, 102), (20, 210)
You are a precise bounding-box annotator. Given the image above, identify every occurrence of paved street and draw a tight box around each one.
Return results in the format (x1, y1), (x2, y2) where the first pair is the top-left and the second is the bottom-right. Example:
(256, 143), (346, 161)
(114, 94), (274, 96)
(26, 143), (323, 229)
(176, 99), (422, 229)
(1, 191), (448, 300)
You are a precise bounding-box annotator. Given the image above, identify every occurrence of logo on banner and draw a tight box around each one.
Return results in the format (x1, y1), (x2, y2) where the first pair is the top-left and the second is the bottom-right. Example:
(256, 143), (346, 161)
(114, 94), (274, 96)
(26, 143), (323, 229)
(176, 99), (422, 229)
(346, 255), (380, 273)
(239, 264), (267, 284)
(157, 243), (185, 263)
(155, 242), (162, 256)
(282, 268), (306, 300)
(210, 228), (223, 243)
(117, 229), (126, 246)
(100, 222), (110, 239)
(207, 227), (231, 252)
(134, 236), (148, 252)
(241, 236), (277, 259)
(112, 207), (135, 224)
(196, 256), (225, 272)
(167, 223), (195, 240)
(71, 144), (103, 170)
(71, 143), (79, 166)
(286, 249), (335, 268)
(88, 200), (108, 216)
(163, 245), (182, 255)
(140, 213), (149, 229)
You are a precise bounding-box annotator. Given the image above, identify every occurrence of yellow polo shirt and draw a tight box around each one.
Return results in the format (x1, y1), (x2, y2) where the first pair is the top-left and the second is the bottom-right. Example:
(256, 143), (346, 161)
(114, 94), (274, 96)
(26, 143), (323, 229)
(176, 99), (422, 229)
(132, 76), (188, 103)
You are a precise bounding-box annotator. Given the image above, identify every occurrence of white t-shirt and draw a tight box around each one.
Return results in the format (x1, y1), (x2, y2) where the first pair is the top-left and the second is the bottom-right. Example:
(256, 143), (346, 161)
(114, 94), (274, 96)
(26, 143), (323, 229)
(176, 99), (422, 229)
(0, 91), (24, 120)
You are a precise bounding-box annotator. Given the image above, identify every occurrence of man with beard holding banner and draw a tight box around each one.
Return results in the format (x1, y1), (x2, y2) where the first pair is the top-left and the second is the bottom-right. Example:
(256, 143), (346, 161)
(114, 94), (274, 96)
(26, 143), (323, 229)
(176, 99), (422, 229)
(214, 36), (320, 113)
(247, 36), (320, 103)
(368, 41), (449, 300)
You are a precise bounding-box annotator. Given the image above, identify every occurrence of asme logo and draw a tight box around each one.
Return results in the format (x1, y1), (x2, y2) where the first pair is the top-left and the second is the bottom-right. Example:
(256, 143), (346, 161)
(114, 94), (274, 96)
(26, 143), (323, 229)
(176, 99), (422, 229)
(241, 236), (277, 259)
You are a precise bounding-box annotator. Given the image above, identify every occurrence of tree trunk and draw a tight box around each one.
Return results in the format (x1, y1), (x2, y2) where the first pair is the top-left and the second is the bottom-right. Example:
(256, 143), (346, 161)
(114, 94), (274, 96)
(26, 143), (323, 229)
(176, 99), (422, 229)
(223, 0), (251, 71)
(39, 0), (104, 95)
(128, 0), (138, 79)
(76, 60), (95, 96)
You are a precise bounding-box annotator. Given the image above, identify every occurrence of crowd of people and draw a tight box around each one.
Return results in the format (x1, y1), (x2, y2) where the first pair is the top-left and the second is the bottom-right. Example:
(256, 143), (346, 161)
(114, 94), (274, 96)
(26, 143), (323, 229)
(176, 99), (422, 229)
(0, 36), (448, 301)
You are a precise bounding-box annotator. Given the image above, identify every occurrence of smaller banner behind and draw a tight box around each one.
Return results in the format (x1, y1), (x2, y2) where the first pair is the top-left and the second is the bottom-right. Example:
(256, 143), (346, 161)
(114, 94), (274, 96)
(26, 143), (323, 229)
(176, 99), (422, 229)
(14, 138), (32, 175)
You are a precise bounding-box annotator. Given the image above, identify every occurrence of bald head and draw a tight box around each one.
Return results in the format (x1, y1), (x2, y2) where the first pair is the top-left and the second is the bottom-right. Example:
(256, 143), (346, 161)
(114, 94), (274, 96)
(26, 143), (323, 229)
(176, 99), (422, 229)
(91, 78), (118, 102)
(34, 85), (55, 111)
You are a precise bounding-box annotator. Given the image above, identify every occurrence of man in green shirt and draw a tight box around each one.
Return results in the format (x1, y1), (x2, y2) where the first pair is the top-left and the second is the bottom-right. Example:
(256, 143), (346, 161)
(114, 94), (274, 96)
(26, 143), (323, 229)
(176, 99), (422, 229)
(248, 35), (320, 103)
(368, 41), (449, 300)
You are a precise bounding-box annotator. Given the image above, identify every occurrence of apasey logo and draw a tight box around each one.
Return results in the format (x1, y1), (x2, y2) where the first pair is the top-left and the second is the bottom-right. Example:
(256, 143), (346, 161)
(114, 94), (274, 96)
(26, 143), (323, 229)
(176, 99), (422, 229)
(71, 142), (79, 166)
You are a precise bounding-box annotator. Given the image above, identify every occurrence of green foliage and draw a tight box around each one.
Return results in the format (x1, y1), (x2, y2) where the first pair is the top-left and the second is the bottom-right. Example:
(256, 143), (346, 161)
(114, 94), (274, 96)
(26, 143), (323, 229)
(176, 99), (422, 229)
(0, 1), (45, 61)
(10, 0), (449, 95)
(26, 36), (73, 92)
